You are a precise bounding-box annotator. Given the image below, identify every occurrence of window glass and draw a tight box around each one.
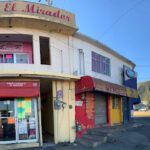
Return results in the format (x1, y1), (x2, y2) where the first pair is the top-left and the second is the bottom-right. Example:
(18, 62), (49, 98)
(17, 98), (36, 140)
(0, 118), (16, 141)
(4, 54), (14, 63)
(0, 53), (29, 64)
(0, 99), (16, 141)
(92, 52), (110, 76)
(16, 54), (29, 64)
(112, 96), (120, 109)
(112, 96), (116, 109)
(0, 55), (3, 63)
(116, 97), (120, 109)
(0, 100), (15, 117)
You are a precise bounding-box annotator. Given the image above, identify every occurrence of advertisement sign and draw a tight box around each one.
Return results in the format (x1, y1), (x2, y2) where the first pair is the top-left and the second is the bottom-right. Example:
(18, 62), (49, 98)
(0, 1), (75, 27)
(0, 42), (23, 52)
(57, 90), (63, 98)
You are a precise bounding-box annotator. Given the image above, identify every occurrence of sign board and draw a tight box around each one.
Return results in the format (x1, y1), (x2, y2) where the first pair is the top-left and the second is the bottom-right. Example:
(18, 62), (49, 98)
(126, 69), (136, 78)
(0, 42), (23, 52)
(94, 78), (127, 96)
(0, 1), (76, 28)
(57, 90), (63, 98)
(75, 101), (83, 106)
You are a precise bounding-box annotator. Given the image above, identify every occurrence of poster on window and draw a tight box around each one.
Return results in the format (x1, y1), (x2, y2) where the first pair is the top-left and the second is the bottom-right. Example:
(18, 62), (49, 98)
(18, 119), (27, 134)
(29, 117), (35, 129)
(18, 119), (28, 140)
(29, 117), (36, 139)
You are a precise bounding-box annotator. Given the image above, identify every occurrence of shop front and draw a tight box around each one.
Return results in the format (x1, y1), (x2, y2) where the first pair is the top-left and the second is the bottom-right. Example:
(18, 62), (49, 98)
(0, 81), (40, 145)
(109, 95), (123, 125)
(75, 76), (138, 137)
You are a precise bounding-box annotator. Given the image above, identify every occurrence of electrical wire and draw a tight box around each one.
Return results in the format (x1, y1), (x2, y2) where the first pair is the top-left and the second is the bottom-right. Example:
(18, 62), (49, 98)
(99, 0), (145, 39)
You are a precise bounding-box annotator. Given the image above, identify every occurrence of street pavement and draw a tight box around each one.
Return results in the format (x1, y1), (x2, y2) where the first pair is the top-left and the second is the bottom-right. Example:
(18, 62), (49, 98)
(14, 117), (150, 150)
(97, 117), (150, 150)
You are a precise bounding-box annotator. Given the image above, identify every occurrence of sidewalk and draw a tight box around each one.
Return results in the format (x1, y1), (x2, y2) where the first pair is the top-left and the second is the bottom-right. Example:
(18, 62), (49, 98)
(13, 121), (144, 150)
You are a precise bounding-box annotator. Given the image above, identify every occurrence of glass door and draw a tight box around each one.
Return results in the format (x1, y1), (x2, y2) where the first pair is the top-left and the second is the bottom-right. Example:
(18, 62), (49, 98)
(16, 98), (38, 143)
(0, 99), (16, 144)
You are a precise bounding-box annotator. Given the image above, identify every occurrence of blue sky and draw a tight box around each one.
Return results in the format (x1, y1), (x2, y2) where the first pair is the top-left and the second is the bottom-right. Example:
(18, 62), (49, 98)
(31, 0), (149, 83)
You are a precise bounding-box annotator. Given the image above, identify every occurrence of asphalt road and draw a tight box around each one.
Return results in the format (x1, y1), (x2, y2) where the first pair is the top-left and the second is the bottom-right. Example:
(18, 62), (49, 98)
(97, 117), (150, 150)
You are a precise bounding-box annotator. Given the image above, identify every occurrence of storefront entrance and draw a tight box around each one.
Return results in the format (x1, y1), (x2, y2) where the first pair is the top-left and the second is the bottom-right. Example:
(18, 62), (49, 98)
(95, 92), (107, 125)
(122, 97), (131, 123)
(0, 98), (38, 144)
(40, 79), (54, 144)
(110, 95), (122, 125)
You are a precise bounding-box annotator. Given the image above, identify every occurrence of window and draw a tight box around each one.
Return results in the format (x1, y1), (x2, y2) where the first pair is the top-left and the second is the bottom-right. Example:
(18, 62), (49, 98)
(16, 54), (29, 64)
(112, 96), (120, 109)
(92, 52), (110, 76)
(0, 53), (29, 64)
(40, 37), (51, 65)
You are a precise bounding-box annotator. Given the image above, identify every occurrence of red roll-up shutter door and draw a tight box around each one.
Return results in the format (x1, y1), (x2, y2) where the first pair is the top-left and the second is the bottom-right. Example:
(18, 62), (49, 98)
(0, 82), (40, 98)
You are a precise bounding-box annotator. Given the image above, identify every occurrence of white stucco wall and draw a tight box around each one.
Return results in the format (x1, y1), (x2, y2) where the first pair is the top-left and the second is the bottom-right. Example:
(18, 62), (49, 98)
(72, 37), (133, 85)
(0, 28), (73, 75)
(0, 27), (135, 85)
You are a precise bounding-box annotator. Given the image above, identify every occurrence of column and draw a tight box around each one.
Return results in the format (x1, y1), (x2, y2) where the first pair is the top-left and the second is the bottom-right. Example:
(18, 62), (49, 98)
(33, 34), (41, 64)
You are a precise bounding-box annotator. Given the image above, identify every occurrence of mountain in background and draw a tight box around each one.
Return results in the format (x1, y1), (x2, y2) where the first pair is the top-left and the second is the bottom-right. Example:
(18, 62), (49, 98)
(138, 81), (150, 103)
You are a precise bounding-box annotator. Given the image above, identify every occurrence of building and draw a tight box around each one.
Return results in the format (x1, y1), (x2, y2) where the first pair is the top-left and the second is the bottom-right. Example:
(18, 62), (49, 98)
(73, 33), (139, 137)
(123, 65), (140, 120)
(0, 1), (79, 149)
(0, 0), (139, 148)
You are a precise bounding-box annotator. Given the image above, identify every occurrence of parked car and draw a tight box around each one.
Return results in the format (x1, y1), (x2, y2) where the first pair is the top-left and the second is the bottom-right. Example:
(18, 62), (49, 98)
(139, 107), (147, 111)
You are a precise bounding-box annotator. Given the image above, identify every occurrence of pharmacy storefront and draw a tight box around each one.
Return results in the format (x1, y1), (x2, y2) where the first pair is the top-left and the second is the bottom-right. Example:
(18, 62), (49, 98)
(0, 81), (40, 144)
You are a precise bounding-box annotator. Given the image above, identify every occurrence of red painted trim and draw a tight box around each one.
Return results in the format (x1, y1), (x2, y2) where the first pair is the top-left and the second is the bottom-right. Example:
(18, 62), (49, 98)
(76, 76), (94, 93)
(75, 76), (127, 97)
(0, 82), (40, 97)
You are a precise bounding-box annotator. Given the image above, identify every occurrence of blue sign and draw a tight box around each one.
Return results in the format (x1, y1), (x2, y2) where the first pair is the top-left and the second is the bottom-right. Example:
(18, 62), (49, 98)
(126, 69), (136, 78)
(57, 90), (63, 98)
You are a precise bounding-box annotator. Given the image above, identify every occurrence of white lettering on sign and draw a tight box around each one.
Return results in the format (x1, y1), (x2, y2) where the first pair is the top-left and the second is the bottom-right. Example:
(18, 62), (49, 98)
(7, 82), (26, 87)
(75, 101), (83, 106)
(33, 83), (38, 87)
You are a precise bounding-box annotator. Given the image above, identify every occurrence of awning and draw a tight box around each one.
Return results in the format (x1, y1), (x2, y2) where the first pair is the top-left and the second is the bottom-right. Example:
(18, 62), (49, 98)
(0, 82), (40, 98)
(76, 76), (138, 98)
(130, 97), (141, 104)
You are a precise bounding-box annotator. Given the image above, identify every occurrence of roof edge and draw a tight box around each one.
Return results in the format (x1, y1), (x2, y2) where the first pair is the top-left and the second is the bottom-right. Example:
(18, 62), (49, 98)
(73, 32), (136, 68)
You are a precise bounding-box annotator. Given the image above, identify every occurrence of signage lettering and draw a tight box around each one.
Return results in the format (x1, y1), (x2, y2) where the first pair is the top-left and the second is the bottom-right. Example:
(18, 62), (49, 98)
(0, 42), (23, 52)
(4, 3), (16, 12)
(1, 2), (70, 22)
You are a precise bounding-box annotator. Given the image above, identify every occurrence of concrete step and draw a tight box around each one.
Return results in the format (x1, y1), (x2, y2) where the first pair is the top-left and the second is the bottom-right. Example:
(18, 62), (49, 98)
(87, 129), (108, 136)
(77, 134), (108, 148)
(82, 134), (107, 141)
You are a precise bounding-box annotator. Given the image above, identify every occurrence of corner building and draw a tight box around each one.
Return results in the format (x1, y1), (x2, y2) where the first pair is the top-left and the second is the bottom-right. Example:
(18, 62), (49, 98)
(73, 33), (139, 137)
(0, 1), (139, 148)
(0, 1), (79, 149)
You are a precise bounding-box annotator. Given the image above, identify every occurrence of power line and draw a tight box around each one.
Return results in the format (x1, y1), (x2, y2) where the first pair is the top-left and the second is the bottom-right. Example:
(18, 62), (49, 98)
(100, 0), (145, 39)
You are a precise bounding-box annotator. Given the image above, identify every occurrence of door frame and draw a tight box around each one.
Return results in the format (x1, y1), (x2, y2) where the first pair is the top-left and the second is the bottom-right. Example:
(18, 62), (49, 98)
(0, 98), (39, 144)
(0, 99), (17, 144)
(16, 98), (38, 143)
